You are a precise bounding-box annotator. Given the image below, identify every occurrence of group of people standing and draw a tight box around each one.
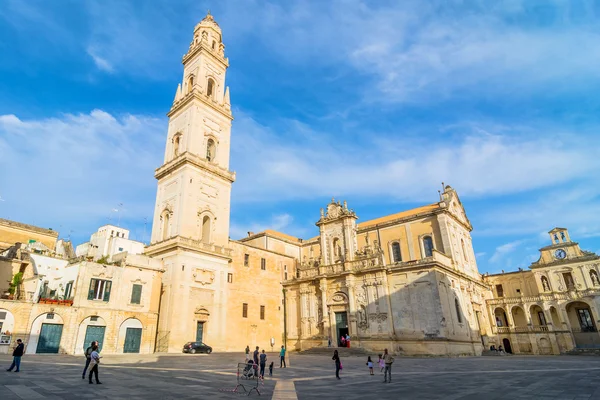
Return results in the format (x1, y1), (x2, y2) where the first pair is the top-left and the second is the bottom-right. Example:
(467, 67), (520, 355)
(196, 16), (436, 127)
(340, 334), (351, 348)
(332, 348), (395, 382)
(244, 344), (287, 378)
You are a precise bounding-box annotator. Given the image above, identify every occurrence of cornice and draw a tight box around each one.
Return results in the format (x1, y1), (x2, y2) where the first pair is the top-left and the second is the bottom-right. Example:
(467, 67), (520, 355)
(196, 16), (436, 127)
(530, 254), (600, 269)
(167, 90), (233, 121)
(182, 42), (229, 68)
(155, 151), (236, 183)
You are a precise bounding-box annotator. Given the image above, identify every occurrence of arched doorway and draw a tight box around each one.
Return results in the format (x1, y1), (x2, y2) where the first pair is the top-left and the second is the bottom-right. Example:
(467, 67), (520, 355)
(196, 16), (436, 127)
(566, 301), (599, 348)
(328, 292), (349, 347)
(118, 318), (143, 353)
(28, 312), (65, 354)
(502, 338), (512, 354)
(76, 316), (107, 354)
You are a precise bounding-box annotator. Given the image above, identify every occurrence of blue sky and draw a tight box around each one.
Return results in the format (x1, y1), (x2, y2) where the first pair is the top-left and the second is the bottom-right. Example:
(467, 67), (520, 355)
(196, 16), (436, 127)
(1, 0), (599, 274)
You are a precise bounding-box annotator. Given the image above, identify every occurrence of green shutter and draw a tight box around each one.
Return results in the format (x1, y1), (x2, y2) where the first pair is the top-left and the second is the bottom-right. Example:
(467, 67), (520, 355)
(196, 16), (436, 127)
(88, 279), (95, 300)
(131, 284), (142, 304)
(103, 281), (112, 302)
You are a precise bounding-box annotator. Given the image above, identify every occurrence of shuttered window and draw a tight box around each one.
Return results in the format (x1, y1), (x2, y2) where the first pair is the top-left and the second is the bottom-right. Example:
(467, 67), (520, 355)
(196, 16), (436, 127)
(130, 284), (143, 305)
(88, 279), (112, 302)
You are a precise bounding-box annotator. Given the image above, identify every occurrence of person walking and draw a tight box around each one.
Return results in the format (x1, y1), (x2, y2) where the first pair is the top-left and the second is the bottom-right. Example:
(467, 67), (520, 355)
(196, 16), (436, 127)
(82, 341), (97, 379)
(245, 345), (250, 362)
(259, 350), (267, 378)
(88, 344), (102, 384)
(366, 356), (374, 375)
(382, 348), (394, 383)
(279, 345), (286, 368)
(332, 350), (341, 379)
(6, 339), (24, 372)
(253, 346), (259, 365)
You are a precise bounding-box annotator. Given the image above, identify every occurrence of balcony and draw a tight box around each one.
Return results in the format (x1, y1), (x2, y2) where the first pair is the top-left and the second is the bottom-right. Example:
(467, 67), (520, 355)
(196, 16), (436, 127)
(145, 235), (233, 259)
(38, 297), (74, 306)
(487, 288), (600, 306)
(495, 325), (551, 334)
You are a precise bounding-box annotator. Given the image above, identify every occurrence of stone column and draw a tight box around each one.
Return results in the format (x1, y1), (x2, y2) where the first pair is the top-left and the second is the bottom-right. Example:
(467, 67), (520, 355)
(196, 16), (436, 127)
(346, 276), (358, 338)
(543, 306), (561, 354)
(320, 279), (329, 340)
(299, 284), (309, 339)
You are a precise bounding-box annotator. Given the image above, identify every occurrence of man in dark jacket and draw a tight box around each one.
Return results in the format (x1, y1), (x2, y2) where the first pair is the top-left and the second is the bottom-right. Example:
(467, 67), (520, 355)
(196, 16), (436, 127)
(6, 339), (24, 372)
(82, 341), (98, 379)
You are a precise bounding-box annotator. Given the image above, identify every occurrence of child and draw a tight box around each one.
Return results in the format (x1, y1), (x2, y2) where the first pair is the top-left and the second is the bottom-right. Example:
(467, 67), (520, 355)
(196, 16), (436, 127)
(269, 362), (274, 377)
(378, 354), (385, 372)
(366, 356), (374, 375)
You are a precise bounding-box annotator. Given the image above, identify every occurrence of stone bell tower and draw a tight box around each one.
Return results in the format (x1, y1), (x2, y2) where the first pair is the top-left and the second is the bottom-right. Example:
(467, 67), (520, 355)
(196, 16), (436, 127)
(145, 12), (236, 352)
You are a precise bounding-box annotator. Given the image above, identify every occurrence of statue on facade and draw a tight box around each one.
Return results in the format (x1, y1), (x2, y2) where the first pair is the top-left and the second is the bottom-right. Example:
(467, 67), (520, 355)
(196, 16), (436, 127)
(591, 270), (600, 286)
(541, 276), (550, 291)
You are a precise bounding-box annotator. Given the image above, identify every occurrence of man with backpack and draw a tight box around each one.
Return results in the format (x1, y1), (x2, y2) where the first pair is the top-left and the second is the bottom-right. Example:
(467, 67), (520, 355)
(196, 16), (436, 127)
(82, 341), (97, 379)
(382, 348), (394, 383)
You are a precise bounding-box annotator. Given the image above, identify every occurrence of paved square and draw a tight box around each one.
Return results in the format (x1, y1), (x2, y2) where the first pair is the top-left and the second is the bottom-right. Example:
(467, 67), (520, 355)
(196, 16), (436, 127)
(2, 353), (600, 399)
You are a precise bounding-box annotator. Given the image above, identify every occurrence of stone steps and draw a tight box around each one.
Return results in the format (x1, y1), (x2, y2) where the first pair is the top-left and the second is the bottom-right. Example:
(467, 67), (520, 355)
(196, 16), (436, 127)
(298, 346), (371, 357)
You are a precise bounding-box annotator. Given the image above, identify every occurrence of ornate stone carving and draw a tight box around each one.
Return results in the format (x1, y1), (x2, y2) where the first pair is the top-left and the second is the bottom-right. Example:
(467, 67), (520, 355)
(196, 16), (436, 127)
(332, 293), (345, 303)
(369, 313), (388, 323)
(193, 269), (215, 285)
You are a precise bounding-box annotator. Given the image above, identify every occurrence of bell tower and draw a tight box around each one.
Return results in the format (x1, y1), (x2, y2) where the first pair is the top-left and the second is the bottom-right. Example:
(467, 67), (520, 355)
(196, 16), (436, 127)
(146, 12), (235, 352)
(149, 11), (234, 247)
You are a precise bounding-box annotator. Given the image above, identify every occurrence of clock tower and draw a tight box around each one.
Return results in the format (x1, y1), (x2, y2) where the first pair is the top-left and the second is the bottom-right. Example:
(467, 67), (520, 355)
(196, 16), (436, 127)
(145, 12), (235, 352)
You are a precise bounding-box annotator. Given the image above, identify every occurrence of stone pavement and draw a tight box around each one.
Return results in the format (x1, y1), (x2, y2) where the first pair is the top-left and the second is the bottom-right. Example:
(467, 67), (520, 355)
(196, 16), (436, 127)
(3, 352), (600, 399)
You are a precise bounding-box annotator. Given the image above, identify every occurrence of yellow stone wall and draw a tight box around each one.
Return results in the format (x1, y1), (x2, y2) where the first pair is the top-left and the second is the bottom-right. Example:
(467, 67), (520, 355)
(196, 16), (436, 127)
(0, 219), (58, 250)
(226, 241), (295, 352)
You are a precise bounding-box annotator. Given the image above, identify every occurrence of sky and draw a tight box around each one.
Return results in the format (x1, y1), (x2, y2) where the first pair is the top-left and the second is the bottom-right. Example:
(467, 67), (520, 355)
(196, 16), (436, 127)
(0, 0), (599, 274)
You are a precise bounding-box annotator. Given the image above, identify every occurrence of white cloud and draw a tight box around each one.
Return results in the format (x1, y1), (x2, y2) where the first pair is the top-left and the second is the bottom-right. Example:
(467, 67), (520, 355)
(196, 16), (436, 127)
(231, 111), (600, 204)
(87, 48), (114, 73)
(0, 110), (165, 240)
(489, 240), (525, 264)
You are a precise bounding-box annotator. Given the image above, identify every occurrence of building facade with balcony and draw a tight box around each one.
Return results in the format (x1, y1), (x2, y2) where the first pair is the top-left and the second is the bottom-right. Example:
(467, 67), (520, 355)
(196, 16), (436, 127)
(483, 228), (600, 355)
(0, 243), (163, 355)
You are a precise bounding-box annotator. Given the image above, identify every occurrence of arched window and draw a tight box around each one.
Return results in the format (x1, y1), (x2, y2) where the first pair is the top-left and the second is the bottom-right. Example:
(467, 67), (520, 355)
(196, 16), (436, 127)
(391, 242), (401, 263)
(187, 76), (194, 94)
(212, 40), (216, 49)
(201, 215), (211, 244)
(423, 236), (434, 257)
(461, 239), (468, 261)
(207, 78), (215, 98)
(455, 298), (463, 323)
(206, 138), (216, 162)
(173, 134), (181, 157)
(161, 211), (170, 241)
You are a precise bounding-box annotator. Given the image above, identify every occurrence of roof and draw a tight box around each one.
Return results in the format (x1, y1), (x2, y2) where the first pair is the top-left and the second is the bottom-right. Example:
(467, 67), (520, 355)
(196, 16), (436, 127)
(357, 203), (440, 229)
(548, 227), (568, 233)
(0, 218), (59, 237)
(263, 230), (302, 243)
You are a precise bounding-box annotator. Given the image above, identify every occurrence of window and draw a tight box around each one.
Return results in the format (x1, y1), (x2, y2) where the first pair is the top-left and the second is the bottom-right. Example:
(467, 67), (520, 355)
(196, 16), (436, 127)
(161, 211), (170, 241)
(461, 239), (468, 261)
(284, 272), (288, 280)
(260, 305), (265, 320)
(206, 139), (216, 162)
(64, 281), (73, 299)
(227, 273), (233, 283)
(244, 254), (249, 267)
(391, 242), (402, 263)
(90, 316), (98, 322)
(0, 311), (6, 319)
(88, 279), (112, 302)
(47, 313), (55, 320)
(212, 40), (216, 49)
(577, 309), (595, 331)
(243, 303), (248, 318)
(261, 258), (266, 270)
(561, 232), (566, 241)
(187, 75), (194, 94)
(423, 236), (434, 257)
(455, 298), (462, 323)
(207, 78), (215, 98)
(201, 215), (211, 244)
(516, 289), (521, 294)
(496, 284), (504, 297)
(173, 134), (181, 157)
(538, 312), (547, 326)
(118, 247), (124, 252)
(130, 284), (143, 305)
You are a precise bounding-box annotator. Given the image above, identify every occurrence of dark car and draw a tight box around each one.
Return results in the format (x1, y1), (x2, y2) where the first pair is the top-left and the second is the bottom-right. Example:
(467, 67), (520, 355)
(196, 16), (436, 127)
(183, 342), (212, 354)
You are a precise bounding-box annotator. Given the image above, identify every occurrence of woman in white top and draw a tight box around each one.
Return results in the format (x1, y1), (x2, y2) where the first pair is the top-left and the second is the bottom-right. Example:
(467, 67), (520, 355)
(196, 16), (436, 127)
(88, 344), (102, 384)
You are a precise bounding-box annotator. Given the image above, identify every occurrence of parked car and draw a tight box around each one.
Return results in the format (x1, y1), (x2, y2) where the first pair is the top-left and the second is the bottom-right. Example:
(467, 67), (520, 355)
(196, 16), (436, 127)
(183, 341), (212, 354)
